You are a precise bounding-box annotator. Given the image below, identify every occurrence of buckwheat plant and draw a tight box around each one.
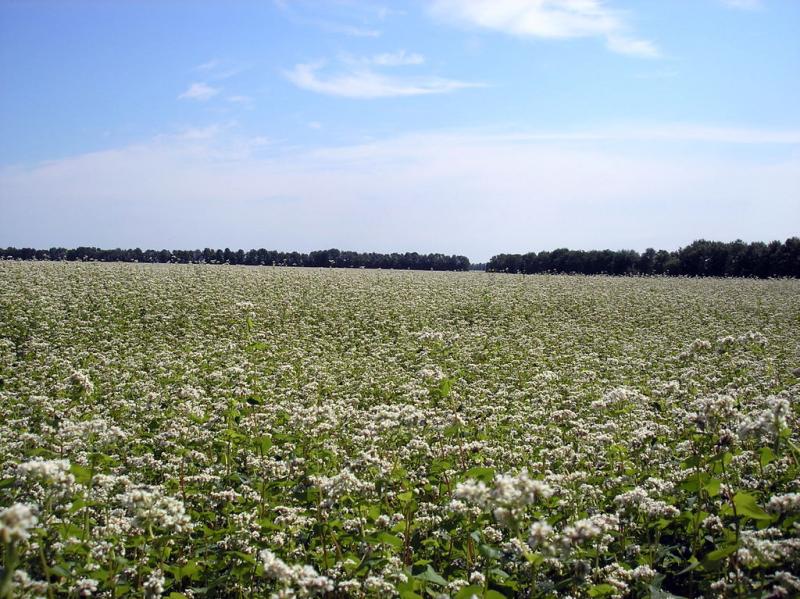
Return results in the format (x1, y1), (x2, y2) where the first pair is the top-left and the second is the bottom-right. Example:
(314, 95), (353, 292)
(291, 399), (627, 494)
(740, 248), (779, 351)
(1, 262), (798, 597)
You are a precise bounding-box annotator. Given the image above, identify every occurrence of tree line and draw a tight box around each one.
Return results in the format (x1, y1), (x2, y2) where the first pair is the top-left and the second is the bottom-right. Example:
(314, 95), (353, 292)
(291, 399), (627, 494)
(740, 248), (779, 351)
(487, 238), (800, 278)
(0, 246), (471, 271)
(3, 239), (797, 277)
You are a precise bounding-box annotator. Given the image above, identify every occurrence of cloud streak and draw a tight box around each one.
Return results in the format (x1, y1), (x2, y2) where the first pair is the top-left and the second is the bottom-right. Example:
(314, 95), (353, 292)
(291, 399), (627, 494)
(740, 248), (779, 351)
(429, 0), (660, 58)
(285, 55), (480, 99)
(368, 50), (425, 66)
(178, 82), (220, 101)
(273, 0), (383, 37)
(719, 0), (763, 10)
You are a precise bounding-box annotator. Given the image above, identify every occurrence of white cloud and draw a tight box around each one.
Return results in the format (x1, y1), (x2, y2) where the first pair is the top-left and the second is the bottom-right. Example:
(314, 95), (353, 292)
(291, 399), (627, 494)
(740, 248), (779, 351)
(285, 60), (480, 99)
(369, 50), (425, 66)
(429, 0), (660, 58)
(417, 125), (800, 145)
(227, 95), (254, 107)
(605, 124), (800, 145)
(320, 22), (381, 37)
(195, 59), (221, 71)
(2, 125), (797, 258)
(191, 59), (248, 81)
(173, 124), (226, 140)
(178, 82), (220, 101)
(273, 0), (382, 37)
(719, 0), (763, 10)
(606, 35), (659, 59)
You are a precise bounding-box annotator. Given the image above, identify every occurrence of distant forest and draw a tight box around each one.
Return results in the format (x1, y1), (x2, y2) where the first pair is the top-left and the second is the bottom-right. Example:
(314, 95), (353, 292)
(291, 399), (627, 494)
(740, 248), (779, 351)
(2, 238), (798, 277)
(488, 238), (800, 278)
(0, 246), (471, 271)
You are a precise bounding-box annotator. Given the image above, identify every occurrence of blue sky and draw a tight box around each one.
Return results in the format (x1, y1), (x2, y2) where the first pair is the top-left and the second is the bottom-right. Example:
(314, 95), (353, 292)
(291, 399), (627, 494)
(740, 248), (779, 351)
(1, 0), (798, 260)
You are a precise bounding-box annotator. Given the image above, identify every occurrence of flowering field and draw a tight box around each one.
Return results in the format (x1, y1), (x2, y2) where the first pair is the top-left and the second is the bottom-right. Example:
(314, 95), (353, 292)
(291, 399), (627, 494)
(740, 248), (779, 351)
(1, 262), (799, 599)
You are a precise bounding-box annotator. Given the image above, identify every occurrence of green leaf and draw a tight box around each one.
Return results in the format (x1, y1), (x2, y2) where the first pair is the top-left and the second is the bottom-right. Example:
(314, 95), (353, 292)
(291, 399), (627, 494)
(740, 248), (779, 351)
(397, 490), (414, 502)
(463, 467), (495, 482)
(525, 551), (544, 566)
(377, 532), (404, 549)
(232, 551), (257, 564)
(733, 492), (772, 521)
(488, 568), (510, 581)
(588, 584), (617, 597)
(179, 560), (201, 579)
(680, 472), (707, 492)
(255, 435), (271, 452)
(760, 447), (776, 468)
(677, 558), (701, 575)
(703, 478), (721, 497)
(455, 586), (485, 599)
(391, 466), (408, 480)
(413, 565), (448, 587)
(705, 543), (739, 561)
(682, 455), (701, 469)
(649, 587), (689, 599)
(51, 565), (71, 578)
(71, 464), (93, 485)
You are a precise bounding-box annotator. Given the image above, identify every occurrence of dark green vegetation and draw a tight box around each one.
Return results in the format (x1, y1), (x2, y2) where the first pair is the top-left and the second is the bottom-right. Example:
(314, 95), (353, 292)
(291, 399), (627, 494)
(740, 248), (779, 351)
(488, 238), (800, 278)
(0, 247), (471, 271)
(3, 237), (799, 277)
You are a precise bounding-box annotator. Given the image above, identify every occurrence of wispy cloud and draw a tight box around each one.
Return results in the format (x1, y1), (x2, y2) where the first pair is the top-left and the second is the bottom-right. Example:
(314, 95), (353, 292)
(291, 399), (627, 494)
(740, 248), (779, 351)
(194, 59), (221, 71)
(178, 82), (220, 101)
(428, 0), (660, 58)
(192, 59), (248, 81)
(274, 0), (383, 37)
(317, 22), (381, 37)
(468, 124), (800, 145)
(227, 95), (255, 108)
(285, 55), (480, 99)
(606, 35), (659, 59)
(3, 125), (797, 257)
(368, 50), (425, 66)
(172, 124), (226, 141)
(719, 0), (763, 10)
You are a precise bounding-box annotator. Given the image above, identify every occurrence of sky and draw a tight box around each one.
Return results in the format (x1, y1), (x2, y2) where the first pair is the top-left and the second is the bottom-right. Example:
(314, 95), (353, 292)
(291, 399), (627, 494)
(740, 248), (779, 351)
(0, 0), (798, 261)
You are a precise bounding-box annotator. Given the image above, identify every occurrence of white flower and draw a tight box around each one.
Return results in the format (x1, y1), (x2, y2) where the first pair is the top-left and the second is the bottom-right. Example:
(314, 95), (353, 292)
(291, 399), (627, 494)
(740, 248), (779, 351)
(119, 488), (191, 533)
(259, 549), (334, 596)
(69, 370), (94, 394)
(528, 520), (553, 548)
(0, 503), (38, 543)
(73, 578), (98, 597)
(767, 493), (800, 515)
(144, 569), (165, 598)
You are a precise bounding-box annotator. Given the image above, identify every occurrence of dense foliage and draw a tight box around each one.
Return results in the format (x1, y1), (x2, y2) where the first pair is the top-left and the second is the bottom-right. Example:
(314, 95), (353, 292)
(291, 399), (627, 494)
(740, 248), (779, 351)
(0, 247), (471, 272)
(488, 238), (800, 278)
(1, 263), (799, 598)
(4, 238), (798, 278)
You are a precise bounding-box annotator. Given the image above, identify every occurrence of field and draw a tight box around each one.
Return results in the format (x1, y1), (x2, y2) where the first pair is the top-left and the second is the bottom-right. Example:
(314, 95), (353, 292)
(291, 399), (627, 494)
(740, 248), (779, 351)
(1, 262), (799, 598)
